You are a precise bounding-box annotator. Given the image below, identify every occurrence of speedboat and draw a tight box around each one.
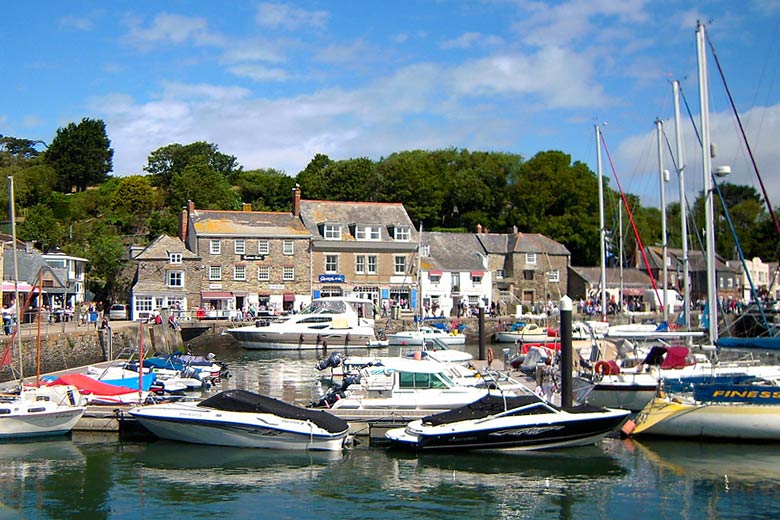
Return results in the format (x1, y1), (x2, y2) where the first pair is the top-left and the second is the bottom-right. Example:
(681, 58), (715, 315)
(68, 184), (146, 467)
(130, 389), (350, 451)
(494, 323), (557, 343)
(386, 326), (466, 347)
(385, 392), (629, 451)
(0, 385), (86, 439)
(225, 296), (377, 350)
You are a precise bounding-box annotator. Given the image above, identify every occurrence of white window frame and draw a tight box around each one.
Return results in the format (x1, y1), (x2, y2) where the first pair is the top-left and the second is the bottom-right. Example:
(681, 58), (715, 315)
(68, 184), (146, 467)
(283, 240), (294, 255)
(283, 266), (295, 281)
(234, 239), (246, 255)
(367, 255), (378, 275)
(356, 225), (381, 241)
(135, 296), (153, 313)
(325, 255), (339, 273)
(257, 266), (270, 281)
(166, 271), (183, 287)
(324, 224), (342, 240)
(526, 253), (537, 265)
(548, 269), (560, 283)
(394, 256), (407, 275)
(356, 255), (366, 274)
(394, 226), (411, 241)
(258, 240), (270, 255)
(209, 240), (221, 255)
(208, 266), (222, 281)
(234, 265), (247, 281)
(168, 253), (182, 264)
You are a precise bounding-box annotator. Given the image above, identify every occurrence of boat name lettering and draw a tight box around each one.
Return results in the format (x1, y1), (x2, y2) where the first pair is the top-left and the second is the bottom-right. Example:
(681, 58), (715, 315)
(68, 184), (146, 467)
(712, 389), (780, 400)
(491, 426), (565, 436)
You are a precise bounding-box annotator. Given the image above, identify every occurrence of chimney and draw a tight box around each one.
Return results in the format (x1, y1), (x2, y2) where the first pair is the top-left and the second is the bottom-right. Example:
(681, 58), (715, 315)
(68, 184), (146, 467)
(476, 223), (482, 234)
(179, 200), (195, 242)
(242, 203), (252, 212)
(292, 186), (301, 217)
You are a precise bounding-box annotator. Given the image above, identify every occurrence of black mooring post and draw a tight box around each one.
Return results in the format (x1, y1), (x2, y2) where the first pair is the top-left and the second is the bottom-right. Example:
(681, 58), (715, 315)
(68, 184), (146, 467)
(478, 304), (485, 361)
(560, 295), (573, 408)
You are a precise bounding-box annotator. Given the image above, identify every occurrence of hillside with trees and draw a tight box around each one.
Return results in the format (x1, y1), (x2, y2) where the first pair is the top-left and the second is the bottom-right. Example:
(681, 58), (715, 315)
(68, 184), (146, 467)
(1, 118), (776, 304)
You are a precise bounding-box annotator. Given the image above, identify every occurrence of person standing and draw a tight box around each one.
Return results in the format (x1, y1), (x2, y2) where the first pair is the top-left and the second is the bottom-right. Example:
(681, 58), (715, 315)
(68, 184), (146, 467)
(540, 356), (559, 403)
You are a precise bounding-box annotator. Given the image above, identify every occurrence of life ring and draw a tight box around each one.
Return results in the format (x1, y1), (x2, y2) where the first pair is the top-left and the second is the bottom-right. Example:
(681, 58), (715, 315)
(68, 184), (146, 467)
(594, 360), (613, 376)
(487, 347), (494, 366)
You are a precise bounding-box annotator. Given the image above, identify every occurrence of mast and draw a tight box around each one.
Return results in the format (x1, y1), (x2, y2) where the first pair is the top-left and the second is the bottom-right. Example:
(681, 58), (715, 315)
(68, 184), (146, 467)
(595, 124), (608, 321)
(656, 119), (669, 323)
(697, 21), (718, 345)
(7, 176), (23, 381)
(672, 79), (691, 333)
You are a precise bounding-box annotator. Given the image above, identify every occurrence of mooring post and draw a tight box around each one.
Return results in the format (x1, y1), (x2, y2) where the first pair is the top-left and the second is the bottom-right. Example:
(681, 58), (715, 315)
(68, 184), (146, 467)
(478, 301), (485, 360)
(560, 295), (573, 408)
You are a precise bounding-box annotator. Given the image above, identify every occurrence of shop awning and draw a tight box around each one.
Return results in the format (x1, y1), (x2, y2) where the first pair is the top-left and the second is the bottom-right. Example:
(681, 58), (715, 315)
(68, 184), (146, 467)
(2, 281), (33, 292)
(201, 291), (233, 299)
(470, 271), (484, 277)
(428, 270), (443, 276)
(622, 288), (643, 296)
(283, 292), (296, 302)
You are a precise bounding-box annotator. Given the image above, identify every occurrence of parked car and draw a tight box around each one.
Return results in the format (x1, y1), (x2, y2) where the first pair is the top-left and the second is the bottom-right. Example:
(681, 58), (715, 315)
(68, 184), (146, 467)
(109, 304), (128, 320)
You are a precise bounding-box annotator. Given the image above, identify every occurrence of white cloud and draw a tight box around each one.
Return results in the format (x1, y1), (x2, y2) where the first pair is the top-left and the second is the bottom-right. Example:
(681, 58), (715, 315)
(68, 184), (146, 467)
(440, 32), (503, 50)
(58, 15), (95, 31)
(256, 2), (329, 31)
(126, 13), (224, 49)
(228, 64), (289, 82)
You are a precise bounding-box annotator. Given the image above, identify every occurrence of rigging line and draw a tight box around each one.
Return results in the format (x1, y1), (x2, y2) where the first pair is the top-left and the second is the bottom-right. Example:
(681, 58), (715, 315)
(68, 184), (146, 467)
(706, 30), (780, 241)
(598, 131), (664, 314)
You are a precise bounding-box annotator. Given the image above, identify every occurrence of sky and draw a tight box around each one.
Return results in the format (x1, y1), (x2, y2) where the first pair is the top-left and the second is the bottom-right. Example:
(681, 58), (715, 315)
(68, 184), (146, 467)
(2, 1), (780, 210)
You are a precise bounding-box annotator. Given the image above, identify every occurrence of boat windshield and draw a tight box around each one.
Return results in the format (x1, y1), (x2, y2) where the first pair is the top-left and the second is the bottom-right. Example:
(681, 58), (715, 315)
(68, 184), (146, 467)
(301, 300), (347, 315)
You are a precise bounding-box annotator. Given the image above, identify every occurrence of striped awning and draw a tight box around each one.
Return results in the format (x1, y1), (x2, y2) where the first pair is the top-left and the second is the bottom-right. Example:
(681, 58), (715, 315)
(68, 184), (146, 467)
(201, 291), (232, 299)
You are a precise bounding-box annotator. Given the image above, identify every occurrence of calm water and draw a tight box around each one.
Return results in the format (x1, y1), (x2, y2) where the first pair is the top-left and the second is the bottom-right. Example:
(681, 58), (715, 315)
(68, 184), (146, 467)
(2, 344), (780, 519)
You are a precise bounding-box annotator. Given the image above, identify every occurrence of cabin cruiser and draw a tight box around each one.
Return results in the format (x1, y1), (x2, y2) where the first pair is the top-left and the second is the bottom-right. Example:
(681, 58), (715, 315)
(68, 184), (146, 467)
(494, 323), (558, 344)
(130, 389), (351, 451)
(225, 296), (377, 350)
(385, 392), (629, 451)
(386, 326), (466, 347)
(0, 385), (86, 439)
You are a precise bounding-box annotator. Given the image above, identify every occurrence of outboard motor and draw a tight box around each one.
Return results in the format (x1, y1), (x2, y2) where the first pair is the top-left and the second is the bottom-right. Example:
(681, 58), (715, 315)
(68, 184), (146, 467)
(316, 352), (343, 371)
(339, 374), (360, 392)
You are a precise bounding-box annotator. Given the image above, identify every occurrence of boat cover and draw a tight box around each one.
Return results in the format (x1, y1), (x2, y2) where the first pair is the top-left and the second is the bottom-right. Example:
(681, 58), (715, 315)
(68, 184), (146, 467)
(198, 390), (349, 434)
(421, 394), (544, 426)
(716, 337), (780, 351)
(46, 374), (138, 396)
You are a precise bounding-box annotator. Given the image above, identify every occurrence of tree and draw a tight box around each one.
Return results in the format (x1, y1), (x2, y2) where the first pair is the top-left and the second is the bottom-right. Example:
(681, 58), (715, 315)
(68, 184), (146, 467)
(236, 168), (297, 211)
(85, 226), (126, 304)
(296, 154), (334, 200)
(169, 156), (241, 210)
(145, 142), (242, 188)
(44, 118), (113, 192)
(0, 136), (43, 167)
(17, 203), (67, 251)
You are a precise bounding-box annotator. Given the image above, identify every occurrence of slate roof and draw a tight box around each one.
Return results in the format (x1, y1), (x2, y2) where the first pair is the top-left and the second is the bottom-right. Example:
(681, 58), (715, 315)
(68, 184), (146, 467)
(134, 235), (200, 261)
(190, 209), (309, 238)
(476, 232), (570, 256)
(645, 246), (735, 272)
(420, 232), (486, 271)
(569, 267), (655, 286)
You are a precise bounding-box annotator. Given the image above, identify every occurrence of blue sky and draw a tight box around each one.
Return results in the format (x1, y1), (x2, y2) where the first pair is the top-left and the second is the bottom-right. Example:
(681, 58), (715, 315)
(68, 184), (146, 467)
(3, 1), (779, 209)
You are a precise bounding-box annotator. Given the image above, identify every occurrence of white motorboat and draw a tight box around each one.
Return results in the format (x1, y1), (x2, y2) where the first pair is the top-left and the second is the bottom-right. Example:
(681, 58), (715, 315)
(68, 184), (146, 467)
(385, 393), (629, 451)
(386, 326), (466, 347)
(494, 323), (557, 344)
(130, 389), (351, 451)
(312, 357), (505, 410)
(0, 385), (86, 439)
(225, 296), (377, 350)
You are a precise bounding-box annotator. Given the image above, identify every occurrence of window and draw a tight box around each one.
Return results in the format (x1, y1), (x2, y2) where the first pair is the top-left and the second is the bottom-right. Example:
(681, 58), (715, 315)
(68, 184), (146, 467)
(356, 225), (381, 241)
(326, 255), (339, 273)
(324, 224), (341, 240)
(209, 240), (221, 255)
(356, 255), (366, 274)
(496, 269), (505, 280)
(234, 239), (246, 255)
(394, 256), (407, 275)
(471, 273), (482, 283)
(523, 270), (534, 281)
(394, 226), (411, 241)
(136, 296), (153, 313)
(283, 266), (295, 281)
(430, 273), (441, 283)
(258, 266), (270, 281)
(168, 253), (182, 264)
(727, 277), (733, 289)
(420, 244), (430, 257)
(258, 240), (269, 255)
(166, 271), (183, 287)
(548, 270), (560, 283)
(234, 265), (247, 281)
(209, 266), (222, 280)
(525, 253), (537, 265)
(283, 240), (294, 255)
(452, 273), (460, 288)
(367, 255), (377, 274)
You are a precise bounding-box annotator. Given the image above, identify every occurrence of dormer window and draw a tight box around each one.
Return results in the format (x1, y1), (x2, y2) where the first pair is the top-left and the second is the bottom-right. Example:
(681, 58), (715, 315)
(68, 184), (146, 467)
(394, 226), (411, 241)
(525, 253), (537, 265)
(355, 224), (381, 241)
(168, 253), (182, 264)
(323, 224), (342, 240)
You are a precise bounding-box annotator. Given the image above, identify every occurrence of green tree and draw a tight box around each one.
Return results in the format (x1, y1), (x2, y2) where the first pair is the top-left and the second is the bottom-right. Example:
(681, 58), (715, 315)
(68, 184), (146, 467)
(296, 154), (334, 200)
(236, 168), (297, 211)
(170, 156), (241, 210)
(0, 136), (44, 167)
(44, 118), (113, 192)
(85, 226), (126, 303)
(145, 142), (242, 187)
(17, 203), (67, 251)
(376, 150), (446, 228)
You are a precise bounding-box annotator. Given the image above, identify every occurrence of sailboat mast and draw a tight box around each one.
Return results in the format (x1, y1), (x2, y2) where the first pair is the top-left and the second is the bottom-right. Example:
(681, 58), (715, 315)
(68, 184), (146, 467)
(672, 79), (691, 332)
(595, 124), (608, 321)
(697, 21), (718, 345)
(7, 176), (23, 381)
(656, 120), (669, 323)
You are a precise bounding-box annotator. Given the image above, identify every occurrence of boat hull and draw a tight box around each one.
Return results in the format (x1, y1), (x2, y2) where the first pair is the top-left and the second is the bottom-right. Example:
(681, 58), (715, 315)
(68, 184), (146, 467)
(130, 403), (348, 450)
(0, 407), (84, 439)
(226, 328), (376, 350)
(386, 409), (629, 451)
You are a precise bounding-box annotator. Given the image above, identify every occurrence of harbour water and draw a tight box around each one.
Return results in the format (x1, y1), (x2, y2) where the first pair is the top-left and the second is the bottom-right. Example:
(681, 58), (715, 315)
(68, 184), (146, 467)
(2, 343), (780, 519)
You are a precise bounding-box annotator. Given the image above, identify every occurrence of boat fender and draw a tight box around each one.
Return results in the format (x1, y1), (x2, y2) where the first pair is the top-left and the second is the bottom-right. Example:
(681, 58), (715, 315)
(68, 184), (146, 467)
(487, 347), (494, 366)
(594, 360), (612, 376)
(67, 389), (77, 406)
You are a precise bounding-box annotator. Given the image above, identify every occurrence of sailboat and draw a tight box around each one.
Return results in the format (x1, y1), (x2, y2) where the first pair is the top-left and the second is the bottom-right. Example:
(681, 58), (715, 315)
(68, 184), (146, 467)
(626, 22), (780, 440)
(0, 176), (86, 439)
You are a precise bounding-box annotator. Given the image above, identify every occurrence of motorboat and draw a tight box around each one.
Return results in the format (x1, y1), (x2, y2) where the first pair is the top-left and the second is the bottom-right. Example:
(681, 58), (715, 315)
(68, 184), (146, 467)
(386, 326), (466, 347)
(130, 389), (350, 451)
(312, 357), (516, 410)
(0, 385), (86, 439)
(384, 392), (629, 451)
(494, 323), (557, 344)
(225, 296), (377, 350)
(45, 373), (150, 405)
